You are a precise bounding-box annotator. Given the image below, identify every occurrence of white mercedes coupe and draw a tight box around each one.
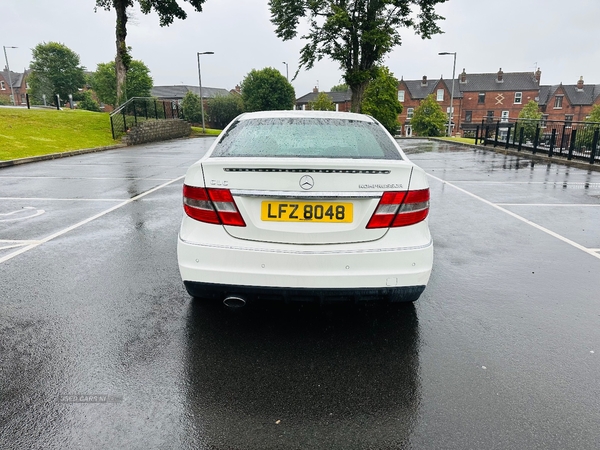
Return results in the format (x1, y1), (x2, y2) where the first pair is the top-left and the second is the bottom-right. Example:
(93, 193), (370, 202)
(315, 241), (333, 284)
(177, 111), (433, 306)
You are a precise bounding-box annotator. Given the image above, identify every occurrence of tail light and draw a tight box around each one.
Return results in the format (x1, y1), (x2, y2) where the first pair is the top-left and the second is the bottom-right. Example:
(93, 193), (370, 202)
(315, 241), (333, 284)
(183, 185), (246, 227)
(366, 189), (429, 228)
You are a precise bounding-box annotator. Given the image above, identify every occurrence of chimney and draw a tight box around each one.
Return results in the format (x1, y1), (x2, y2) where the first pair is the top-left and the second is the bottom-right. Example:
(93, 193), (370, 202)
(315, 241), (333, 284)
(313, 86), (319, 93)
(535, 68), (542, 85)
(497, 68), (504, 82)
(234, 84), (241, 93)
(421, 75), (428, 86)
(577, 76), (584, 90)
(460, 68), (467, 83)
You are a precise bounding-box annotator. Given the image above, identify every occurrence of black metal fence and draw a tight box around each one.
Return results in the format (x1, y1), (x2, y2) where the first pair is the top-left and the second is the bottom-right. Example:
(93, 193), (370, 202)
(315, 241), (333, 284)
(474, 118), (600, 164)
(110, 97), (183, 139)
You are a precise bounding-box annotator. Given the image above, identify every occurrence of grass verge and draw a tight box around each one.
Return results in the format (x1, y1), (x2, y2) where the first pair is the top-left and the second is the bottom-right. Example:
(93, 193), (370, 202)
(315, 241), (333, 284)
(437, 136), (477, 145)
(191, 126), (221, 136)
(0, 108), (116, 161)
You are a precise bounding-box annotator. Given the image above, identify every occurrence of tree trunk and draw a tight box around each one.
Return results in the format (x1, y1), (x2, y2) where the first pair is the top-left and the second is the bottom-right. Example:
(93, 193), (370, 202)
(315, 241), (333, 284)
(350, 81), (369, 113)
(114, 0), (129, 106)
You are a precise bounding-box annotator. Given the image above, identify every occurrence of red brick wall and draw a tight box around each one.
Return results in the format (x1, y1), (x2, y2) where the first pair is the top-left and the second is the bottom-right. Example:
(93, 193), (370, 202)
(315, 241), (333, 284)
(460, 89), (539, 128)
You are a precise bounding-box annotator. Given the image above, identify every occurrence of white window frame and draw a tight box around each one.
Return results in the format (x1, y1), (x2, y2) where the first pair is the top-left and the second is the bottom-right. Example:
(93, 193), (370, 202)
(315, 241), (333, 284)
(501, 111), (509, 123)
(406, 108), (414, 120)
(514, 92), (522, 104)
(0, 81), (5, 90)
(398, 90), (405, 102)
(446, 106), (455, 119)
(436, 89), (444, 101)
(554, 95), (563, 109)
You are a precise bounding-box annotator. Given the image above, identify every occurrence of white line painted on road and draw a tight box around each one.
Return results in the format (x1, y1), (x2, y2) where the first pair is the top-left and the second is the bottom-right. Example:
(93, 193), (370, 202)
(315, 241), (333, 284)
(0, 176), (185, 264)
(428, 173), (600, 261)
(0, 207), (45, 222)
(496, 203), (600, 207)
(0, 176), (175, 181)
(0, 197), (127, 202)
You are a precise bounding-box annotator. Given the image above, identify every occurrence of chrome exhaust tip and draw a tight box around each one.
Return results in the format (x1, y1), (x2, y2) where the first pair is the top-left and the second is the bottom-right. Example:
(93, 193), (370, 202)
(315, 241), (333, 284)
(223, 296), (247, 308)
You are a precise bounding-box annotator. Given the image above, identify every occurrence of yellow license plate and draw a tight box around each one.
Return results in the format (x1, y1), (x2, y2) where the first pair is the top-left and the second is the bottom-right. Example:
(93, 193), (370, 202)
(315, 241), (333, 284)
(261, 201), (353, 223)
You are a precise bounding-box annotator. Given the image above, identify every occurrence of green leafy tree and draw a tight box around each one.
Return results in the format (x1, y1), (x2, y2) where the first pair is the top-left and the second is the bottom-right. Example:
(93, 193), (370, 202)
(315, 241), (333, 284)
(182, 91), (203, 124)
(269, 0), (446, 112)
(587, 104), (600, 123)
(241, 67), (295, 112)
(516, 100), (542, 141)
(362, 67), (403, 134)
(29, 42), (85, 104)
(411, 94), (447, 137)
(77, 91), (101, 112)
(575, 104), (600, 149)
(90, 59), (153, 107)
(207, 95), (244, 129)
(330, 83), (349, 92)
(309, 92), (335, 111)
(95, 0), (207, 105)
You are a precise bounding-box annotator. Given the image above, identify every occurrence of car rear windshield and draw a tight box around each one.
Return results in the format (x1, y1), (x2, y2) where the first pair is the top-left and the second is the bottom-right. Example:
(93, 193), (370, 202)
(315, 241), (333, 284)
(211, 117), (402, 160)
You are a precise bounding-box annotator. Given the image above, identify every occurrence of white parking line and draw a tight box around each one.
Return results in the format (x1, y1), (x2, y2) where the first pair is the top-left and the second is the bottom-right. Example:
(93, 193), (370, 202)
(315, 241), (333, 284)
(0, 197), (127, 202)
(0, 176), (175, 181)
(428, 173), (600, 261)
(0, 176), (184, 264)
(497, 203), (600, 207)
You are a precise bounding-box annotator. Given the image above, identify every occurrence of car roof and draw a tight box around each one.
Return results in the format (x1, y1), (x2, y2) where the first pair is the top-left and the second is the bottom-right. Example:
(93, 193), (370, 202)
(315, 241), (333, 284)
(236, 110), (375, 122)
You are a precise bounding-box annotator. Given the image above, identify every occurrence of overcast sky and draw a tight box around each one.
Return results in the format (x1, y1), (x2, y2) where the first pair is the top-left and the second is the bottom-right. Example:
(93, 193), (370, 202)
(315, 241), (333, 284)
(4, 0), (599, 97)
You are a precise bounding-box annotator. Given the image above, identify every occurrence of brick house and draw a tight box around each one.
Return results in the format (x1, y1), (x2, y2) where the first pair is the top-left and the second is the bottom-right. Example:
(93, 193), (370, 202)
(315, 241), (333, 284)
(0, 68), (29, 105)
(538, 77), (600, 124)
(398, 68), (542, 136)
(397, 75), (463, 136)
(295, 87), (352, 112)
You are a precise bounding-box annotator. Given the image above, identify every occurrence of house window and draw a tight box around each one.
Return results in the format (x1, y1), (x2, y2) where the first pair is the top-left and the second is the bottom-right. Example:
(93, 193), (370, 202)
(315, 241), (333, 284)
(478, 93), (485, 104)
(446, 106), (454, 119)
(406, 108), (414, 120)
(26, 82), (30, 89)
(501, 111), (509, 123)
(514, 92), (522, 104)
(541, 114), (549, 128)
(486, 111), (494, 122)
(437, 89), (444, 101)
(554, 95), (563, 109)
(465, 111), (473, 123)
(398, 90), (405, 102)
(565, 114), (573, 128)
(0, 81), (5, 90)
(21, 94), (26, 104)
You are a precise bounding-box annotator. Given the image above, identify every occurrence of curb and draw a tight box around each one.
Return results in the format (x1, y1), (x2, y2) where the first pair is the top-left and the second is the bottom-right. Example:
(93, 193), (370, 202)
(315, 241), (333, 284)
(0, 144), (128, 168)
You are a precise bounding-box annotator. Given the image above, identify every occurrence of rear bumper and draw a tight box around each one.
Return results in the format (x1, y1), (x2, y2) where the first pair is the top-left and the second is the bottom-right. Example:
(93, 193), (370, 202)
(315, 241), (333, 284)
(183, 281), (426, 303)
(177, 234), (433, 292)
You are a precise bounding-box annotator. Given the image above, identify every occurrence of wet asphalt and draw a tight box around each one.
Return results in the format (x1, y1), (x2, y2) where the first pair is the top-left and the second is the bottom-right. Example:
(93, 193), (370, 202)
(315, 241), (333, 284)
(1, 138), (599, 449)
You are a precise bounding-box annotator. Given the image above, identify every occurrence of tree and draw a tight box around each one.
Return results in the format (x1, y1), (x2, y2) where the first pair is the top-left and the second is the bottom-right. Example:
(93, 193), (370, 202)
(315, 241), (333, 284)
(516, 100), (542, 141)
(77, 91), (102, 112)
(182, 91), (203, 124)
(29, 42), (85, 104)
(330, 83), (349, 92)
(91, 59), (153, 107)
(269, 0), (446, 112)
(241, 67), (295, 112)
(309, 92), (335, 111)
(587, 104), (600, 123)
(411, 94), (446, 137)
(95, 0), (207, 105)
(362, 66), (403, 134)
(207, 95), (244, 129)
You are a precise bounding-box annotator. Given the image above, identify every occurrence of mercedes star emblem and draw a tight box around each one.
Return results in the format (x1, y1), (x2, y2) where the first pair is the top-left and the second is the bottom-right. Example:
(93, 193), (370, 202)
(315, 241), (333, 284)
(299, 175), (314, 190)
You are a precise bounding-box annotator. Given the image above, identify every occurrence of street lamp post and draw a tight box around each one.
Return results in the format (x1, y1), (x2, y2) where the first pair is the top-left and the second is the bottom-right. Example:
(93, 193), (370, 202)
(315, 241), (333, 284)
(197, 51), (214, 134)
(282, 61), (289, 81)
(3, 46), (18, 106)
(439, 52), (457, 137)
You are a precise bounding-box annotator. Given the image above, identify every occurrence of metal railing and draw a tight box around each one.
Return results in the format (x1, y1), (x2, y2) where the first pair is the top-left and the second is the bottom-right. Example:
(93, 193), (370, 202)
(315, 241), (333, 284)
(109, 97), (183, 139)
(475, 118), (600, 164)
